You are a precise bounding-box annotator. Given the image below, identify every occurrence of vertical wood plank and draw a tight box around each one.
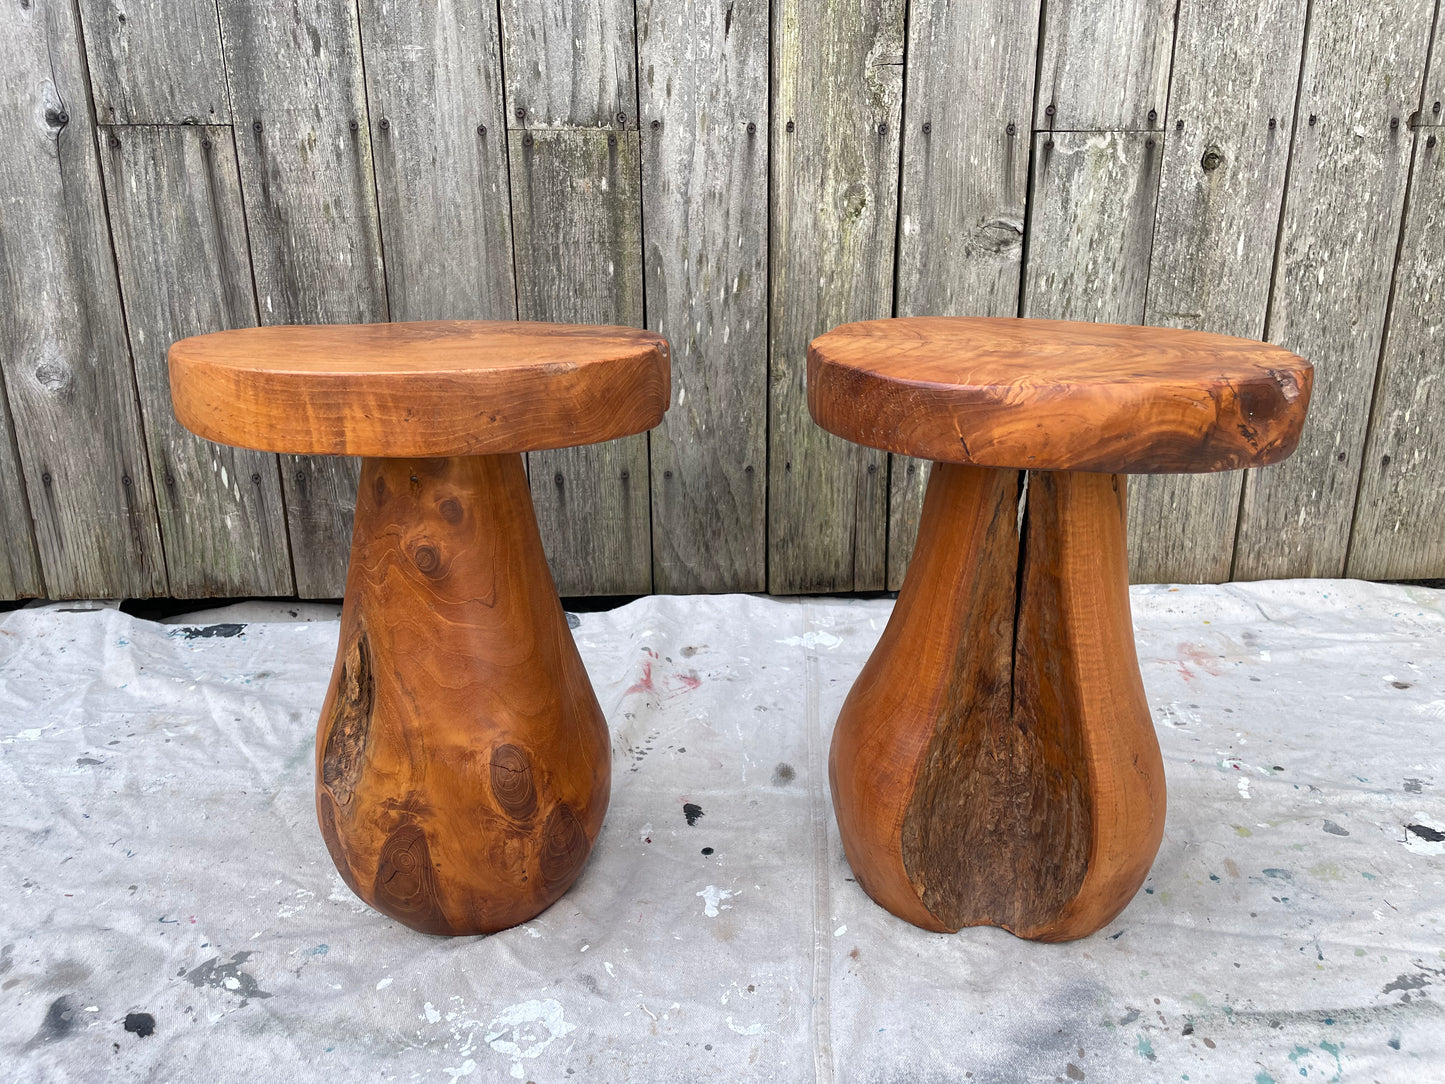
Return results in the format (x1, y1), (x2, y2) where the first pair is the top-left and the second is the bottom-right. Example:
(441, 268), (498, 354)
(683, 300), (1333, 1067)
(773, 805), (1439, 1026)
(1129, 0), (1309, 584)
(509, 129), (650, 596)
(1035, 0), (1176, 131)
(1235, 0), (1435, 580)
(217, 0), (388, 597)
(359, 0), (516, 322)
(1346, 132), (1445, 578)
(0, 0), (166, 598)
(887, 0), (1042, 588)
(76, 0), (229, 124)
(637, 0), (768, 593)
(1423, 10), (1444, 126)
(498, 0), (637, 130)
(100, 125), (294, 597)
(1022, 132), (1162, 323)
(770, 0), (905, 594)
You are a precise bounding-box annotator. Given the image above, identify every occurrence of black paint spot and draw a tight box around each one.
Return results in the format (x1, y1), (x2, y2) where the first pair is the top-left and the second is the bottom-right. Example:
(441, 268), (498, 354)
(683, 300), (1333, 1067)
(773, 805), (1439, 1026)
(1391, 681), (1412, 689)
(1262, 868), (1293, 880)
(701, 847), (714, 856)
(76, 757), (102, 766)
(771, 763), (796, 786)
(1406, 823), (1444, 843)
(1403, 778), (1424, 794)
(123, 1012), (155, 1037)
(184, 952), (273, 1004)
(682, 802), (704, 826)
(1321, 820), (1349, 836)
(171, 623), (245, 640)
(1383, 972), (1429, 994)
(31, 996), (77, 1044)
(1389, 1038), (1401, 1050)
(1065, 1064), (1086, 1081)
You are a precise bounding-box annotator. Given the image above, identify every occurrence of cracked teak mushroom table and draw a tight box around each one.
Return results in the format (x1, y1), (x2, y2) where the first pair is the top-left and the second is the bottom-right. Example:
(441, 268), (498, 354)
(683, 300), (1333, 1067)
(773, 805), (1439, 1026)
(170, 321), (670, 935)
(808, 317), (1312, 941)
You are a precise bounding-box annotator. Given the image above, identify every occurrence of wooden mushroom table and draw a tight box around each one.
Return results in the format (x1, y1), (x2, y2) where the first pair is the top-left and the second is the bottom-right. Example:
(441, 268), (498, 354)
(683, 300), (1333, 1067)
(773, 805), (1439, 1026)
(808, 317), (1311, 941)
(170, 321), (670, 935)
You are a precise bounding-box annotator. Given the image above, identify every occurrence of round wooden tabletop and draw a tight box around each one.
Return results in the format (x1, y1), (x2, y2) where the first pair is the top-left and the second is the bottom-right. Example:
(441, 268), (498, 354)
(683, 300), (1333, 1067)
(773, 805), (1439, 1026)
(807, 317), (1312, 474)
(169, 321), (670, 457)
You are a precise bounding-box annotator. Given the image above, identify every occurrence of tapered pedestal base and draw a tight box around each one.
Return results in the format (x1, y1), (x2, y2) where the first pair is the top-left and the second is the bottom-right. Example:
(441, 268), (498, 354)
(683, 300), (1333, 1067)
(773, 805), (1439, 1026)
(315, 454), (610, 935)
(830, 463), (1166, 941)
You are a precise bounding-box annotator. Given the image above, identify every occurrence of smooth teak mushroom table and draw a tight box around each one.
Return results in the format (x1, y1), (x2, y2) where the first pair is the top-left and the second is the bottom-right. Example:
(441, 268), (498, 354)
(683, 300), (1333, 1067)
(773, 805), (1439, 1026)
(808, 317), (1312, 941)
(170, 321), (670, 935)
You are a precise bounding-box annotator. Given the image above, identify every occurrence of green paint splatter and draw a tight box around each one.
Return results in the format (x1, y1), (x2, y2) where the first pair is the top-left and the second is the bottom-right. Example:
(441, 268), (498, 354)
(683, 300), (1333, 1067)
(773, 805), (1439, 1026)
(1308, 862), (1343, 881)
(1361, 871), (1377, 880)
(1136, 1035), (1157, 1061)
(1256, 1074), (1276, 1084)
(1234, 825), (1253, 837)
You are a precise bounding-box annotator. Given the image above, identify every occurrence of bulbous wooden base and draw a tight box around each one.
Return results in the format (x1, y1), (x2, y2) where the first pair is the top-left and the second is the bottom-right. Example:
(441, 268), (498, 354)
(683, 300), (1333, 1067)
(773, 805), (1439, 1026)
(315, 454), (610, 935)
(830, 463), (1166, 941)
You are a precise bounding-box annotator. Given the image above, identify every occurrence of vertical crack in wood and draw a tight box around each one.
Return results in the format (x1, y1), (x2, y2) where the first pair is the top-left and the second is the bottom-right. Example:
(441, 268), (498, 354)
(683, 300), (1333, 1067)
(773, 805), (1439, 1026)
(321, 630), (374, 808)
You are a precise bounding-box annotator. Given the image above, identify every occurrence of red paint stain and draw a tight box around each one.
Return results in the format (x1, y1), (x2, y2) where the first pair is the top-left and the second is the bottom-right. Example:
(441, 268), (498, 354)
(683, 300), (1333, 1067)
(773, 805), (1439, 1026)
(624, 652), (702, 699)
(624, 660), (656, 697)
(1176, 642), (1224, 682)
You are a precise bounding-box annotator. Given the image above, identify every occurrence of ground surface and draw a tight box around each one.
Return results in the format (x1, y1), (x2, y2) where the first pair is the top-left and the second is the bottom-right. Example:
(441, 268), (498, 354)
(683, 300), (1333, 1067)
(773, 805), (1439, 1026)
(0, 581), (1441, 1083)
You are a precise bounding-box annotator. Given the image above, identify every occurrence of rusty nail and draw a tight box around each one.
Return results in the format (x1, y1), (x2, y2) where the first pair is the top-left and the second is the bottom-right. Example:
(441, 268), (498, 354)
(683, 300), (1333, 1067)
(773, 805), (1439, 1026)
(477, 124), (486, 136)
(379, 117), (390, 130)
(1006, 121), (1016, 135)
(1045, 103), (1056, 117)
(651, 118), (660, 129)
(349, 119), (358, 132)
(1044, 138), (1054, 150)
(1309, 113), (1317, 126)
(786, 119), (794, 133)
(253, 119), (263, 133)
(108, 133), (120, 148)
(923, 121), (932, 134)
(201, 137), (211, 150)
(1176, 118), (1185, 130)
(523, 132), (533, 147)
(1269, 117), (1277, 129)
(747, 121), (756, 134)
(1390, 116), (1400, 129)
(1148, 107), (1158, 123)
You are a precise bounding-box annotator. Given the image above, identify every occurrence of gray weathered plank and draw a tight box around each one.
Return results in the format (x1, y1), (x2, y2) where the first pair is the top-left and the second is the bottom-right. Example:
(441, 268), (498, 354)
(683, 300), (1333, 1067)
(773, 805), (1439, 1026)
(76, 0), (229, 124)
(0, 0), (166, 598)
(637, 0), (768, 594)
(0, 397), (42, 599)
(1423, 12), (1444, 125)
(1035, 0), (1177, 131)
(509, 129), (651, 596)
(1235, 0), (1435, 580)
(1346, 131), (1445, 579)
(1022, 131), (1162, 323)
(1129, 0), (1309, 584)
(359, 0), (516, 322)
(100, 125), (295, 597)
(887, 0), (1042, 589)
(770, 0), (905, 594)
(217, 0), (389, 597)
(498, 0), (637, 129)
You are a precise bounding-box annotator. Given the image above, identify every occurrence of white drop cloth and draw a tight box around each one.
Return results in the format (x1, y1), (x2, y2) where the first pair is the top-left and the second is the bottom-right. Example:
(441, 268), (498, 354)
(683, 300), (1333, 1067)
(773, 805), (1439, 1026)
(0, 581), (1441, 1083)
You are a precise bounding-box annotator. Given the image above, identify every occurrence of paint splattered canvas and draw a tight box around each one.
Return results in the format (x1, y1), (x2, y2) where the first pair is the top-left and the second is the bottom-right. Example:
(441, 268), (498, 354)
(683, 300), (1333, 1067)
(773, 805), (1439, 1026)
(1, 581), (1441, 1082)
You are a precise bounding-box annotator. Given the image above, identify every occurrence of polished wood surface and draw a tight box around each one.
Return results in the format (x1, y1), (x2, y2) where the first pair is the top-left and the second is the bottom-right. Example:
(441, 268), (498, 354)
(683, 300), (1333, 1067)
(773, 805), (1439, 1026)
(170, 320), (670, 457)
(830, 462), (1166, 940)
(316, 454), (610, 935)
(808, 317), (1312, 473)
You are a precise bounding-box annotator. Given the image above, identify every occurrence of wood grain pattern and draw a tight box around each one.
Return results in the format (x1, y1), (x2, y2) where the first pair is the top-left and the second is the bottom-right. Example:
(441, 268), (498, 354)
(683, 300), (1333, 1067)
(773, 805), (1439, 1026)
(1023, 131), (1162, 325)
(1236, 0), (1435, 579)
(498, 0), (637, 129)
(170, 321), (670, 457)
(887, 0), (1041, 589)
(1130, 0), (1309, 584)
(769, 0), (903, 593)
(1034, 0), (1176, 132)
(359, 0), (516, 323)
(102, 125), (293, 597)
(217, 0), (387, 597)
(830, 462), (1166, 939)
(808, 318), (1312, 474)
(509, 129), (651, 596)
(638, 0), (768, 594)
(1347, 131), (1445, 578)
(76, 0), (229, 124)
(0, 0), (165, 598)
(316, 454), (610, 934)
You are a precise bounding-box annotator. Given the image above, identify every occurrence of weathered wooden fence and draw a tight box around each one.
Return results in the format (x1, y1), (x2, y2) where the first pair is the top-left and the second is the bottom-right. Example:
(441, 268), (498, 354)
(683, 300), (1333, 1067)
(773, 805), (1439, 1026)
(1, 0), (1441, 600)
